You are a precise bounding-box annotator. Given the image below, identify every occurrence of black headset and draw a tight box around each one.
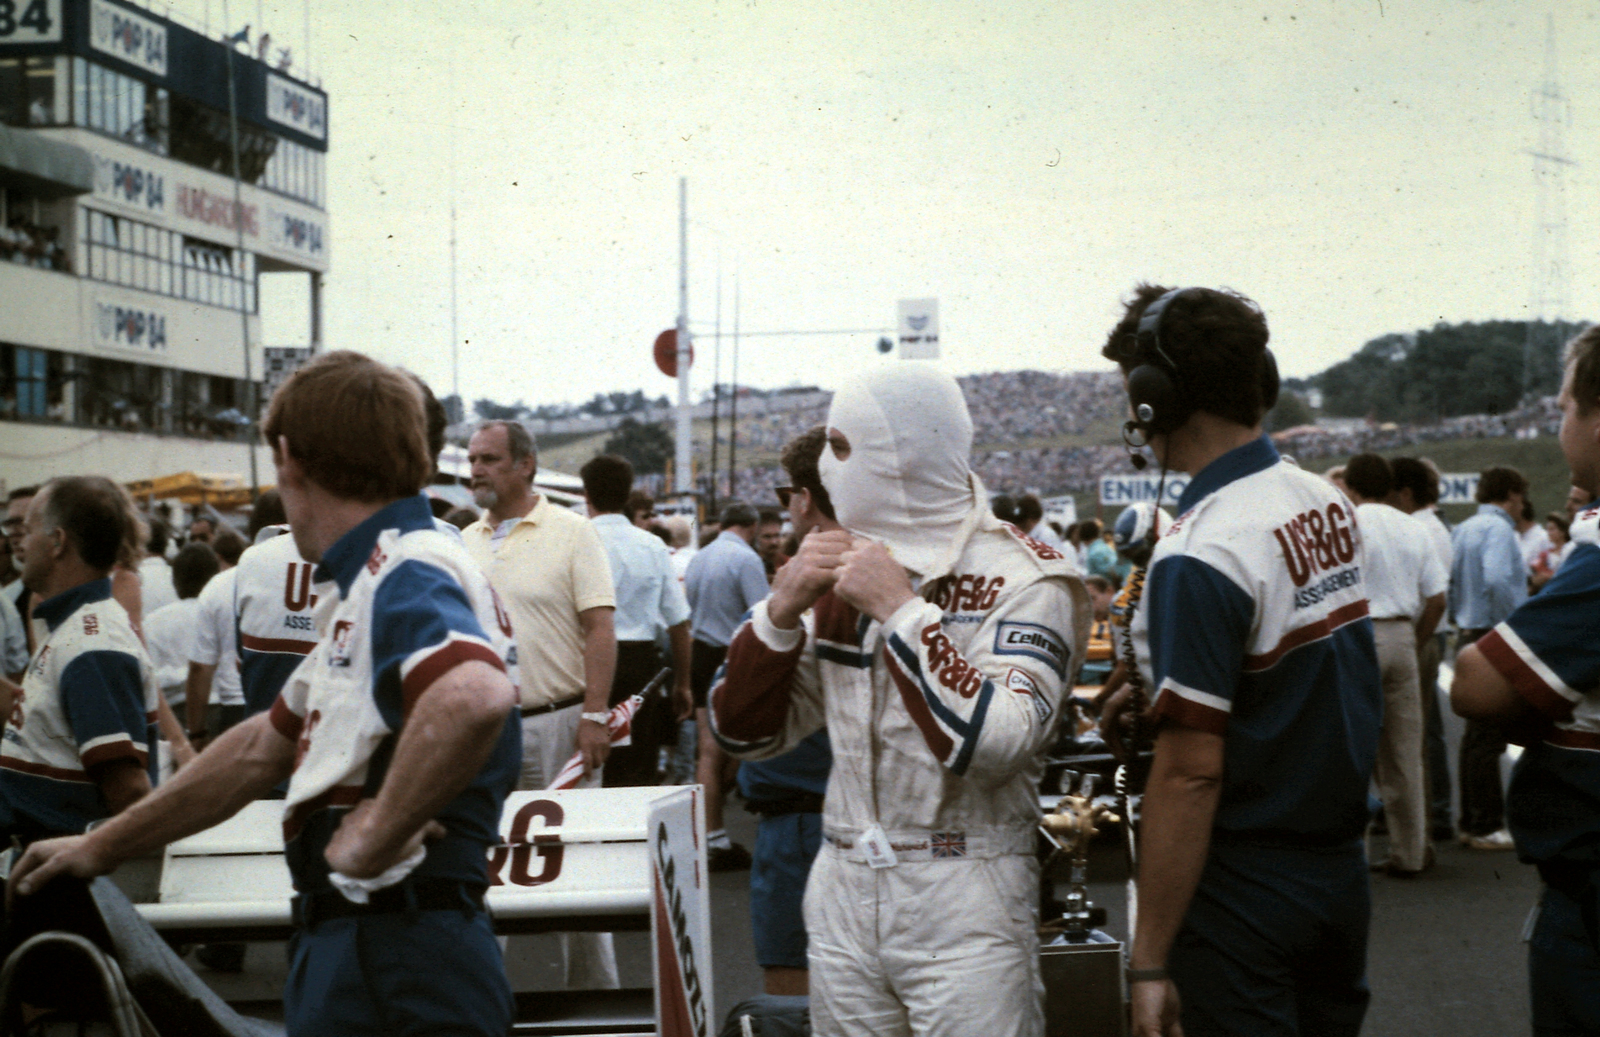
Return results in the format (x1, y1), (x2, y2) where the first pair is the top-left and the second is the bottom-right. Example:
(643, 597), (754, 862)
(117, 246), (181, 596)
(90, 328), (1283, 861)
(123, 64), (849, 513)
(1120, 287), (1280, 469)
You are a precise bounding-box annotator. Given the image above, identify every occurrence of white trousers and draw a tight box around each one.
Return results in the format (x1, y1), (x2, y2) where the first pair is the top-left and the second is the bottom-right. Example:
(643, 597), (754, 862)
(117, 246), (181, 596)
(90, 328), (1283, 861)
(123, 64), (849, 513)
(511, 706), (618, 990)
(804, 845), (1044, 1037)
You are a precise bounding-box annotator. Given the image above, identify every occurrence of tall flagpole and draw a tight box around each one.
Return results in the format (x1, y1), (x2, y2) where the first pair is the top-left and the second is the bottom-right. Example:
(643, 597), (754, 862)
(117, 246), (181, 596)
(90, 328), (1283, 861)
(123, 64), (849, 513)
(709, 259), (721, 514)
(729, 275), (739, 499)
(221, 2), (258, 500)
(674, 178), (692, 496)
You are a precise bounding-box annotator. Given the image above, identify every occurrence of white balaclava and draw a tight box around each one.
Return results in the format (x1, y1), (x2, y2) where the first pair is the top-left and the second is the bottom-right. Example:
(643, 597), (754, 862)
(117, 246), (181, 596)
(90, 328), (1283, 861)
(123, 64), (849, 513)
(818, 363), (978, 578)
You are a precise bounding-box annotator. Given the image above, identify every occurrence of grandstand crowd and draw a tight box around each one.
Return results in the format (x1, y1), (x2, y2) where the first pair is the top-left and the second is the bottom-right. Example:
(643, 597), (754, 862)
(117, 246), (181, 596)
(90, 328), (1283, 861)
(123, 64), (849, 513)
(670, 368), (1567, 505)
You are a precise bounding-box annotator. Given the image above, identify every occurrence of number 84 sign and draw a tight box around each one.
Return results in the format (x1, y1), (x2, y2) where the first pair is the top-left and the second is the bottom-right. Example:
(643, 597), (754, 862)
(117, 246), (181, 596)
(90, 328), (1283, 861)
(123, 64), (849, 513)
(0, 0), (59, 42)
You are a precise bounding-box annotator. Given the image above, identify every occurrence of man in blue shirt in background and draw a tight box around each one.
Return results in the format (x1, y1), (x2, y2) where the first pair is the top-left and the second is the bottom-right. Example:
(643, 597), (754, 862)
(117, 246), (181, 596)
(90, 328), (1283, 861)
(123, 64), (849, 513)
(1453, 326), (1600, 1035)
(1449, 465), (1531, 850)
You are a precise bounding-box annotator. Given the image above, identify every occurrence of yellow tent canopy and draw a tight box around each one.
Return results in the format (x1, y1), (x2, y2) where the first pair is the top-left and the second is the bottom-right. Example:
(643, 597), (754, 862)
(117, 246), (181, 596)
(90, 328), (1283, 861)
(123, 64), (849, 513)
(124, 472), (268, 511)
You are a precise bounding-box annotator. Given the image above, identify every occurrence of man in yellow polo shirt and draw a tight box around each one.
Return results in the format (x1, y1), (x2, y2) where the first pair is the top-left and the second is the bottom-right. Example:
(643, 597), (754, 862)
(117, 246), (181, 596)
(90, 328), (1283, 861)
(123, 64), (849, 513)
(464, 419), (619, 989)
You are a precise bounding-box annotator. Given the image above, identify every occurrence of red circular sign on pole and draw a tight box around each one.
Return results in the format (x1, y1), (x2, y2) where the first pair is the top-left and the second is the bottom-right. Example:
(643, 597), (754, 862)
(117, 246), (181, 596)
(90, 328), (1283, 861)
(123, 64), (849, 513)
(654, 328), (692, 377)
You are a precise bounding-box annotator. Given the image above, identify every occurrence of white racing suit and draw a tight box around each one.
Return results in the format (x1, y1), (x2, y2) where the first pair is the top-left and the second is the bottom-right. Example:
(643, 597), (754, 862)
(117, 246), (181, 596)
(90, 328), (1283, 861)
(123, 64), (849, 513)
(711, 508), (1088, 1037)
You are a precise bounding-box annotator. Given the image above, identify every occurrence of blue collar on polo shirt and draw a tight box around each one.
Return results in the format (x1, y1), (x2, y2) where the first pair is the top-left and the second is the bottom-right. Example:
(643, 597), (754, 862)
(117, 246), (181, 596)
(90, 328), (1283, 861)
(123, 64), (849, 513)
(1176, 433), (1280, 517)
(314, 493), (436, 595)
(33, 576), (113, 633)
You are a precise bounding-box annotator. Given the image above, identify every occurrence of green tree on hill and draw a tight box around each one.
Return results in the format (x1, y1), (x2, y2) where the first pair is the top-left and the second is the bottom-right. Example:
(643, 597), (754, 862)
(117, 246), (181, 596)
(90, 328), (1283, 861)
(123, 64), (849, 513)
(602, 418), (673, 474)
(1316, 320), (1581, 422)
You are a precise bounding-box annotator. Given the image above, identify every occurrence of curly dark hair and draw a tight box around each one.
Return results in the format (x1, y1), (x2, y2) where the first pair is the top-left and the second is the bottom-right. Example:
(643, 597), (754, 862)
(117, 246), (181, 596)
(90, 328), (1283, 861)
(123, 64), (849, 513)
(779, 426), (836, 521)
(1101, 284), (1273, 428)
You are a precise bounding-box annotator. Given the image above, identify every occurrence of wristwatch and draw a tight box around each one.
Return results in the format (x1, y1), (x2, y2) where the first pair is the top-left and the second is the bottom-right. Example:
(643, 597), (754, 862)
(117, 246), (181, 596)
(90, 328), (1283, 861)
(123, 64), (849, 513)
(580, 711), (611, 725)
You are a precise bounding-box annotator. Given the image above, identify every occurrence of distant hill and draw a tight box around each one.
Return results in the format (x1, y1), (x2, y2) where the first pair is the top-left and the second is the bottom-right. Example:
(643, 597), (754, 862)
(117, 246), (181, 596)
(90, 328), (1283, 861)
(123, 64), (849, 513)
(1306, 319), (1584, 424)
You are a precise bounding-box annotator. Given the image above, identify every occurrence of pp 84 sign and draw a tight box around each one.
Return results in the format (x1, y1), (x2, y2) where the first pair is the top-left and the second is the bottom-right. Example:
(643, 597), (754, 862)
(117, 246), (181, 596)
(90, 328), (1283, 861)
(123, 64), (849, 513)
(0, 0), (60, 42)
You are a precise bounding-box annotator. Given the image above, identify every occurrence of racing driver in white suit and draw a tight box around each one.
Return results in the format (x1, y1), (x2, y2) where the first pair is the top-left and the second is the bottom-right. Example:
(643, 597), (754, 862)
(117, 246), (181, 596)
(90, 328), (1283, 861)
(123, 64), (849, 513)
(711, 364), (1089, 1037)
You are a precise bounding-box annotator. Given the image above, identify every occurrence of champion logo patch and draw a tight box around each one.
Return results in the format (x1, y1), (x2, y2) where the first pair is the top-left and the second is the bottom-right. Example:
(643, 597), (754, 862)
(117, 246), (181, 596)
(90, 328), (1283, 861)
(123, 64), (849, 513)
(1006, 667), (1053, 725)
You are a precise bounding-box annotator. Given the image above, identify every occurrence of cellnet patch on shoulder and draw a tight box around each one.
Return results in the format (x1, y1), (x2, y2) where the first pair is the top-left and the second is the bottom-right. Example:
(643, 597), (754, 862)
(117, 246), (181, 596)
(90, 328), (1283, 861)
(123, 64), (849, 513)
(993, 622), (1067, 676)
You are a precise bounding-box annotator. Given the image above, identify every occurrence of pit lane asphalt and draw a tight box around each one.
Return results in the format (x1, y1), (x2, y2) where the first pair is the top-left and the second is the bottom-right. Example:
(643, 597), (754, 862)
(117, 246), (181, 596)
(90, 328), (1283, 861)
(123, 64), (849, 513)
(195, 789), (1540, 1036)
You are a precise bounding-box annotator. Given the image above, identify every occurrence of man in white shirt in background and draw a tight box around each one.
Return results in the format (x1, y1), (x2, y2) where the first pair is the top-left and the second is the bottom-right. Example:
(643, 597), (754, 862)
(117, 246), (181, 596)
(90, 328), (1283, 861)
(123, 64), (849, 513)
(187, 533), (247, 750)
(137, 518), (178, 622)
(1515, 498), (1553, 579)
(1389, 456), (1458, 842)
(1346, 453), (1448, 874)
(580, 454), (693, 787)
(143, 544), (221, 717)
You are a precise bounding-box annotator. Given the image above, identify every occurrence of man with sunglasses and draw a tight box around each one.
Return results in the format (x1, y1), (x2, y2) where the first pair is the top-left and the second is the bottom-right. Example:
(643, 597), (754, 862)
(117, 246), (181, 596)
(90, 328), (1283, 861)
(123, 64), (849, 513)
(738, 429), (837, 998)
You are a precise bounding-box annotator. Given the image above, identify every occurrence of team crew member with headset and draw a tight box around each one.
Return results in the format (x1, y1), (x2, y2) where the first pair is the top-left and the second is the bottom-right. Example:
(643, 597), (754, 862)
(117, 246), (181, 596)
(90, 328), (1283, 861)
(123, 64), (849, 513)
(9, 353), (524, 1037)
(1100, 286), (1382, 1037)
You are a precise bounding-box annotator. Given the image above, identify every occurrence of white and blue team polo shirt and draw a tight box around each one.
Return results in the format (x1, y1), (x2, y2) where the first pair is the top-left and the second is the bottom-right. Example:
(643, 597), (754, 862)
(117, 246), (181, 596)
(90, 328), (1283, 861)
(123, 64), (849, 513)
(1478, 500), (1600, 866)
(235, 528), (324, 717)
(1131, 435), (1382, 846)
(1, 578), (159, 841)
(267, 494), (522, 896)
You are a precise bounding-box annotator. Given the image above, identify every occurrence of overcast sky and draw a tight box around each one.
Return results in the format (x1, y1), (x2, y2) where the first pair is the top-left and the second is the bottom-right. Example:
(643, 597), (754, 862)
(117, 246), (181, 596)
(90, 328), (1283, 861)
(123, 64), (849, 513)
(210, 0), (1600, 408)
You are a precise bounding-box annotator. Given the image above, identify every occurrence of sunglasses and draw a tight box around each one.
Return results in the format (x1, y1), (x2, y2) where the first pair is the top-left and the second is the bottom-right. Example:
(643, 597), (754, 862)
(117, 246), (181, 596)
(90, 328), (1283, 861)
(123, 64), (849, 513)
(776, 486), (798, 508)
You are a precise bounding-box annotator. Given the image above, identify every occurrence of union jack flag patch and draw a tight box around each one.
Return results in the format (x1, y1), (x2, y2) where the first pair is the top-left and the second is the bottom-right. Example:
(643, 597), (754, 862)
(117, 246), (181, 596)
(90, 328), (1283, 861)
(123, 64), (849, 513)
(931, 832), (967, 859)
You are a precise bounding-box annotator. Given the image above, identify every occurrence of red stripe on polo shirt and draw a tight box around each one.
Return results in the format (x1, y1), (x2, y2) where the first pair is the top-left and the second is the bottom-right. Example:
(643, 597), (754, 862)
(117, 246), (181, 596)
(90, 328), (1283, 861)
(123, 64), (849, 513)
(1243, 600), (1370, 673)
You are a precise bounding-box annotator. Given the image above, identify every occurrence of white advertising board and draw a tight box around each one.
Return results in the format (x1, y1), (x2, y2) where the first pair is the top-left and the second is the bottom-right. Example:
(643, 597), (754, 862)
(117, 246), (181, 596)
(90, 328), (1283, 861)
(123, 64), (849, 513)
(1099, 474), (1190, 507)
(266, 72), (327, 141)
(89, 0), (166, 76)
(1437, 473), (1480, 505)
(898, 297), (940, 360)
(79, 131), (329, 271)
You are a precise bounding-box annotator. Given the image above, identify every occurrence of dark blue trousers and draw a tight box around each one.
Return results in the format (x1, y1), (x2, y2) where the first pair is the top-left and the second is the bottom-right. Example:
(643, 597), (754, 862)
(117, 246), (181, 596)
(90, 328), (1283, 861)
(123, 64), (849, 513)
(1170, 841), (1371, 1037)
(285, 908), (512, 1037)
(1530, 883), (1600, 1036)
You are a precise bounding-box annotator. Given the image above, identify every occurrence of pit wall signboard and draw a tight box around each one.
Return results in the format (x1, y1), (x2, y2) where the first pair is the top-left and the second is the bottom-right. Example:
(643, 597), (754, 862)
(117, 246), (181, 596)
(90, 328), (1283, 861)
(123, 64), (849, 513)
(83, 132), (329, 271)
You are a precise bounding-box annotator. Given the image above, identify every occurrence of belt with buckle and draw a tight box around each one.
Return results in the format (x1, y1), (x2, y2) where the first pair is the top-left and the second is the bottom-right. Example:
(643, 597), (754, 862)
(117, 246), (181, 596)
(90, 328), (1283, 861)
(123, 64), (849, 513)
(521, 693), (585, 718)
(291, 878), (487, 930)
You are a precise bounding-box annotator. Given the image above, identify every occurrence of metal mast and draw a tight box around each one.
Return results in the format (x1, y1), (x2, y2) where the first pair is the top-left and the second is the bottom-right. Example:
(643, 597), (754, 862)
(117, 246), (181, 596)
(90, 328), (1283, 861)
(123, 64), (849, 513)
(221, 3), (258, 500)
(1525, 14), (1574, 402)
(674, 178), (693, 495)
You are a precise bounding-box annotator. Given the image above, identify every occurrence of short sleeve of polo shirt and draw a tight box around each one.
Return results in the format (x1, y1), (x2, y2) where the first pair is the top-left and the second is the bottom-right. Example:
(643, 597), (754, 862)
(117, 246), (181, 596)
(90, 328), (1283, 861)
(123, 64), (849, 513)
(657, 543), (691, 628)
(1476, 545), (1600, 722)
(568, 521), (617, 614)
(1145, 552), (1255, 735)
(191, 573), (231, 667)
(0, 591), (26, 675)
(369, 558), (506, 726)
(60, 651), (152, 770)
(1418, 522), (1449, 600)
(737, 551), (771, 613)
